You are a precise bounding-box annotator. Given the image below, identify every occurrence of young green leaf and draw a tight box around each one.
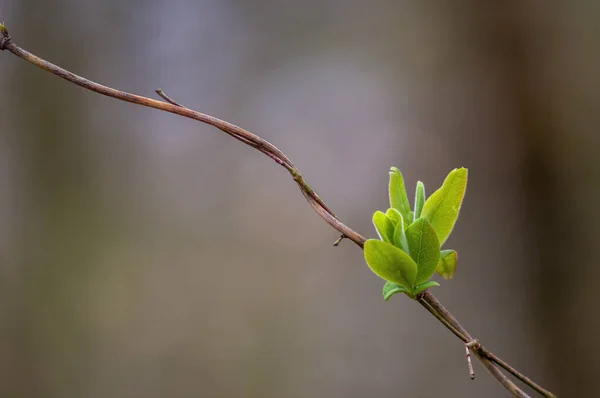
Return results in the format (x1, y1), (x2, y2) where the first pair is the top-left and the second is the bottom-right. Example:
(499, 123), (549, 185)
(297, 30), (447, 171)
(372, 211), (394, 243)
(421, 168), (468, 245)
(414, 181), (425, 220)
(437, 249), (458, 280)
(413, 281), (440, 295)
(364, 239), (418, 288)
(385, 208), (403, 227)
(392, 216), (410, 254)
(406, 218), (441, 285)
(382, 281), (410, 301)
(389, 167), (412, 223)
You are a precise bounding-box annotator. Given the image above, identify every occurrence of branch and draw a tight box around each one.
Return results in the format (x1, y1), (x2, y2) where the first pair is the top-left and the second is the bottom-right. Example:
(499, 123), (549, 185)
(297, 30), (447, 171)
(0, 24), (557, 398)
(419, 292), (556, 397)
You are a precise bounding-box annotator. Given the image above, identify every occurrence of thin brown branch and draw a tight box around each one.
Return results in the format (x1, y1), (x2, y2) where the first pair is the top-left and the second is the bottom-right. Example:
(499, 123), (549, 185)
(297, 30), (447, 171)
(1, 25), (556, 398)
(420, 292), (556, 398)
(419, 292), (530, 397)
(474, 341), (557, 398)
(418, 293), (468, 341)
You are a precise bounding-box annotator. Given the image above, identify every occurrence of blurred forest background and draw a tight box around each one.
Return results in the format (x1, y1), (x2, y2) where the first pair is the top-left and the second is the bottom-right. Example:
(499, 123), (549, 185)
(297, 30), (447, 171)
(1, 1), (598, 397)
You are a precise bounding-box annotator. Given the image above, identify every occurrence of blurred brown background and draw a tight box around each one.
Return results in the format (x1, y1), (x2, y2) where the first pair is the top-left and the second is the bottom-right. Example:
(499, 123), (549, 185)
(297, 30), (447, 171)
(1, 1), (598, 397)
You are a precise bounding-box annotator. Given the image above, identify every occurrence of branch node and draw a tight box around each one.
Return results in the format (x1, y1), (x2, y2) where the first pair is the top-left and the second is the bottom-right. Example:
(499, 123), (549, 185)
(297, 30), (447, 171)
(466, 339), (480, 349)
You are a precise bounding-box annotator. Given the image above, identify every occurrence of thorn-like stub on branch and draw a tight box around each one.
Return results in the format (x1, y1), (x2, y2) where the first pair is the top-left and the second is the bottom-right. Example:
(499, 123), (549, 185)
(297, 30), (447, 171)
(155, 89), (185, 107)
(465, 345), (475, 380)
(0, 22), (10, 50)
(333, 235), (345, 246)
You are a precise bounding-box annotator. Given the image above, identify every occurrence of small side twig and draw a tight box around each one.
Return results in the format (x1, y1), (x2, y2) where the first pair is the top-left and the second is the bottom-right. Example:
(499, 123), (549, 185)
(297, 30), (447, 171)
(420, 291), (556, 398)
(467, 339), (555, 397)
(333, 235), (346, 246)
(418, 292), (529, 397)
(465, 344), (475, 380)
(0, 25), (557, 398)
(156, 89), (185, 107)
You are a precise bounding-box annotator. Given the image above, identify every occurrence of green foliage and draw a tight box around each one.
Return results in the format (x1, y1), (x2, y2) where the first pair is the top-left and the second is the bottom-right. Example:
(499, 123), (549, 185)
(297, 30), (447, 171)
(413, 281), (440, 295)
(414, 181), (425, 219)
(437, 250), (458, 280)
(389, 167), (412, 225)
(406, 218), (440, 285)
(383, 281), (410, 301)
(385, 208), (403, 227)
(392, 217), (410, 254)
(363, 167), (467, 301)
(372, 210), (394, 243)
(421, 168), (468, 246)
(364, 240), (417, 288)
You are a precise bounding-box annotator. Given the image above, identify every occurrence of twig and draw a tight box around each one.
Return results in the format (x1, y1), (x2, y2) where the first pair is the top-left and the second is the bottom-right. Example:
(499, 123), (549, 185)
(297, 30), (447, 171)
(465, 344), (475, 380)
(333, 235), (346, 246)
(469, 340), (556, 398)
(420, 292), (556, 398)
(0, 25), (556, 398)
(418, 292), (530, 397)
(156, 89), (185, 107)
(417, 294), (468, 341)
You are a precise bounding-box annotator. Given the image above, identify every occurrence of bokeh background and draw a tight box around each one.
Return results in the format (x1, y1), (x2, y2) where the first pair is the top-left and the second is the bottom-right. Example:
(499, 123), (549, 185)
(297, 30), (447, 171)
(1, 1), (598, 397)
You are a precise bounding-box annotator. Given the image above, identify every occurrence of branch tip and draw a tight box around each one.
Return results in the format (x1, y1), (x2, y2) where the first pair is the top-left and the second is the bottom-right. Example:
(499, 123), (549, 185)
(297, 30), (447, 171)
(466, 339), (480, 349)
(0, 22), (10, 50)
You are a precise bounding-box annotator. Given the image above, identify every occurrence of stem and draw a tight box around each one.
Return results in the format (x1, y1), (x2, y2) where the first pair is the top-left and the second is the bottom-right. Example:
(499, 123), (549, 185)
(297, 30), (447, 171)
(477, 345), (557, 398)
(420, 292), (556, 398)
(418, 294), (468, 342)
(0, 26), (556, 398)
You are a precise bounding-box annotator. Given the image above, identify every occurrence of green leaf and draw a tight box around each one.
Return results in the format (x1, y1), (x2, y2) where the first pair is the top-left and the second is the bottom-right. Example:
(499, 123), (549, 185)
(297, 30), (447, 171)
(392, 216), (410, 253)
(385, 208), (403, 227)
(364, 239), (417, 288)
(421, 168), (468, 245)
(383, 281), (410, 301)
(413, 281), (440, 295)
(372, 211), (394, 243)
(414, 181), (425, 220)
(389, 167), (412, 223)
(437, 249), (458, 280)
(406, 218), (441, 285)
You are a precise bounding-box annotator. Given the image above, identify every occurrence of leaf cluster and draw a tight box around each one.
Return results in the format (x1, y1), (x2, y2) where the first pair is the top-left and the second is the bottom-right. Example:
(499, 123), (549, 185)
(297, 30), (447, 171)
(364, 168), (467, 300)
